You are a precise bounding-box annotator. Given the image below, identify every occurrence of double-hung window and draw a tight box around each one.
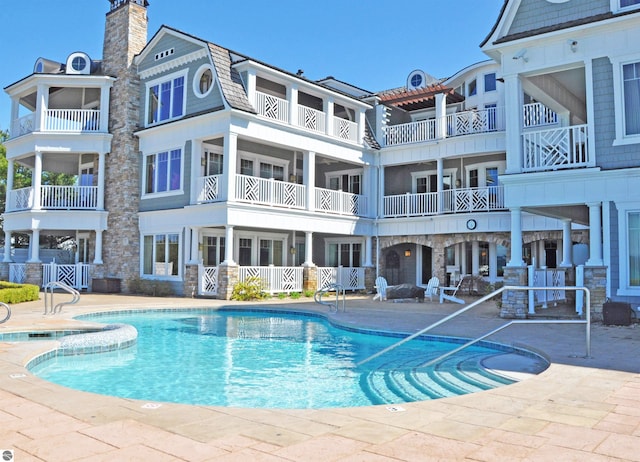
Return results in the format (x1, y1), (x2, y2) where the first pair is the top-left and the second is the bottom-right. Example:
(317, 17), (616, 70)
(620, 0), (640, 8)
(146, 71), (186, 125)
(145, 149), (182, 194)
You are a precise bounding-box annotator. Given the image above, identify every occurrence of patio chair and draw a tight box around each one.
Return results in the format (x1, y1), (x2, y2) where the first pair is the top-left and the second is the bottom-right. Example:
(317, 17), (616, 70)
(373, 276), (388, 301)
(440, 275), (465, 304)
(424, 277), (439, 301)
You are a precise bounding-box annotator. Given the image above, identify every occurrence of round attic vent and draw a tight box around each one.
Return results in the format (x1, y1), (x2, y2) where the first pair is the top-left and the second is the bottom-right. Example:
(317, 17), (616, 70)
(407, 70), (426, 91)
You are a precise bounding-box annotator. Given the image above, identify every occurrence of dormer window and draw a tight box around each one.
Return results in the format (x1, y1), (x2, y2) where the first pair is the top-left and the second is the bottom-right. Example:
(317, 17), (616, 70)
(72, 56), (87, 72)
(66, 52), (91, 75)
(193, 64), (214, 98)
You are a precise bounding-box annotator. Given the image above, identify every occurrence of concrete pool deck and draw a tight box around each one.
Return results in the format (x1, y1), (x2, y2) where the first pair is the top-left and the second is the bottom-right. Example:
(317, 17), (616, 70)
(0, 293), (638, 461)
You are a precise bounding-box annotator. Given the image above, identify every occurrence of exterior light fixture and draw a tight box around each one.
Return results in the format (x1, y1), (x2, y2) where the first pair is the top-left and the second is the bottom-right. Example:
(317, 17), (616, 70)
(404, 249), (411, 257)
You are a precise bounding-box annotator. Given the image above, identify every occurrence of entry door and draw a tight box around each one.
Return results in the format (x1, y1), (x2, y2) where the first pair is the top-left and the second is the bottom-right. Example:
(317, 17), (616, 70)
(421, 246), (433, 285)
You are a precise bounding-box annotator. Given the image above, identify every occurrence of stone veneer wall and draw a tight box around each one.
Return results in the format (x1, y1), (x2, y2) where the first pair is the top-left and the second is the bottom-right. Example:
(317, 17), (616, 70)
(217, 264), (238, 300)
(100, 2), (148, 292)
(183, 264), (199, 298)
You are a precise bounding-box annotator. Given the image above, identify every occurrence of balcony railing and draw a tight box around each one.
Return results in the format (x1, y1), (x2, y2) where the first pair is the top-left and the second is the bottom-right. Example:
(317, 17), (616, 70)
(235, 174), (305, 209)
(383, 107), (504, 146)
(6, 185), (99, 212)
(239, 266), (304, 294)
(522, 124), (589, 172)
(383, 186), (505, 218)
(315, 188), (367, 216)
(196, 174), (222, 203)
(317, 266), (366, 291)
(523, 102), (558, 128)
(9, 109), (102, 138)
(254, 90), (359, 142)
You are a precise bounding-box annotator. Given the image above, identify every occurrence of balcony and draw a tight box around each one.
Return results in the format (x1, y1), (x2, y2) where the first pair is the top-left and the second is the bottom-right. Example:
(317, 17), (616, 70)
(195, 173), (368, 216)
(254, 90), (359, 142)
(383, 186), (505, 218)
(6, 185), (99, 212)
(383, 106), (504, 147)
(522, 124), (589, 172)
(10, 109), (103, 139)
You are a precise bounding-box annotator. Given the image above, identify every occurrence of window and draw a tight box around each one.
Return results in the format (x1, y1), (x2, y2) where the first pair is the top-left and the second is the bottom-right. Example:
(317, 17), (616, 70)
(623, 62), (640, 136)
(143, 233), (179, 277)
(206, 151), (223, 176)
(259, 239), (284, 266)
(621, 0), (640, 7)
(327, 171), (362, 194)
(239, 154), (288, 180)
(467, 79), (477, 97)
(72, 56), (87, 72)
(410, 73), (423, 88)
(414, 173), (452, 193)
(203, 235), (225, 266)
(144, 149), (182, 194)
(628, 212), (640, 286)
(327, 242), (362, 267)
(484, 73), (497, 92)
(259, 162), (284, 180)
(194, 65), (214, 98)
(238, 238), (252, 266)
(146, 72), (186, 125)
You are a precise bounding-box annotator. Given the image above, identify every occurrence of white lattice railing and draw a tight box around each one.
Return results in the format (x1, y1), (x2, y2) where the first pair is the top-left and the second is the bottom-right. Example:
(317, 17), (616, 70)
(10, 113), (35, 138)
(235, 174), (305, 209)
(334, 118), (357, 142)
(43, 109), (101, 132)
(199, 265), (219, 295)
(196, 174), (222, 203)
(317, 266), (365, 291)
(7, 187), (34, 211)
(523, 102), (558, 127)
(383, 186), (505, 217)
(238, 266), (304, 294)
(528, 266), (566, 313)
(40, 185), (98, 209)
(298, 105), (326, 133)
(255, 91), (289, 124)
(42, 263), (90, 289)
(522, 124), (589, 172)
(9, 264), (26, 284)
(315, 187), (367, 216)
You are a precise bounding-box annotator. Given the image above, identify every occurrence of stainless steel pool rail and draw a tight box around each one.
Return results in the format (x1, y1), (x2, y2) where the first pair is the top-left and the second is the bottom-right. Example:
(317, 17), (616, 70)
(0, 302), (10, 324)
(356, 285), (591, 367)
(44, 281), (81, 315)
(314, 283), (346, 312)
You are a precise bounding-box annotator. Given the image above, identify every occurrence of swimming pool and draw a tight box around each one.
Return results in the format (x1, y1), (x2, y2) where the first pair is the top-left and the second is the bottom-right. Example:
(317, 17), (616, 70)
(27, 309), (547, 409)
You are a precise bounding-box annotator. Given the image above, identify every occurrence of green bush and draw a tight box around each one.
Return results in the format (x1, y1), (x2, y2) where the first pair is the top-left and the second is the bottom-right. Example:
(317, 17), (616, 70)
(0, 282), (40, 303)
(231, 277), (267, 301)
(303, 289), (315, 298)
(277, 292), (287, 299)
(290, 292), (301, 299)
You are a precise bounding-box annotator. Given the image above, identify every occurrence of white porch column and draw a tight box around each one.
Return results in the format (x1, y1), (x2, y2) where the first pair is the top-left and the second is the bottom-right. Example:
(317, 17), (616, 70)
(363, 164), (374, 217)
(489, 241), (498, 282)
(246, 69), (257, 107)
(304, 231), (314, 266)
(184, 226), (192, 264)
(378, 159), (385, 217)
(10, 97), (19, 136)
(435, 92), (447, 139)
(538, 240), (546, 267)
(223, 225), (236, 265)
(560, 219), (573, 267)
(287, 84), (298, 126)
(223, 132), (238, 201)
(357, 109), (366, 144)
(436, 158), (444, 213)
(364, 236), (373, 267)
(324, 97), (334, 136)
(189, 227), (199, 264)
(93, 229), (103, 264)
(99, 85), (111, 132)
(190, 139), (203, 204)
(35, 83), (48, 131)
(586, 202), (603, 266)
(460, 242), (467, 275)
(472, 241), (480, 276)
(6, 160), (14, 203)
(304, 151), (316, 211)
(97, 152), (106, 210)
(28, 229), (40, 263)
(508, 207), (525, 266)
(33, 151), (43, 210)
(503, 74), (524, 174)
(3, 231), (12, 263)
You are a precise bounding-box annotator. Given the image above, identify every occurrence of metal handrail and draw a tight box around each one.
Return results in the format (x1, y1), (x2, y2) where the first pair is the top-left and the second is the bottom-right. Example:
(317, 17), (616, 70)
(314, 283), (346, 313)
(0, 303), (11, 324)
(356, 285), (591, 367)
(44, 281), (81, 315)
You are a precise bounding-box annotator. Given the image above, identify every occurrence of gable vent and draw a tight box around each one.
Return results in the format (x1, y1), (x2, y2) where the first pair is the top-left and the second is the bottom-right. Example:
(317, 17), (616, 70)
(155, 48), (175, 61)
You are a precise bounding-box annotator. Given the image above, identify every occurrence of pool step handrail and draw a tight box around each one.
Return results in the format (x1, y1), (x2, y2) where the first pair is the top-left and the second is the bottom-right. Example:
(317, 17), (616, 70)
(314, 283), (346, 312)
(0, 302), (11, 324)
(356, 285), (591, 367)
(44, 281), (81, 315)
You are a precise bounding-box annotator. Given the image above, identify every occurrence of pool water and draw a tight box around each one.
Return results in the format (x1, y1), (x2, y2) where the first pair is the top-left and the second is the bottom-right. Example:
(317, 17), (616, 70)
(28, 310), (541, 409)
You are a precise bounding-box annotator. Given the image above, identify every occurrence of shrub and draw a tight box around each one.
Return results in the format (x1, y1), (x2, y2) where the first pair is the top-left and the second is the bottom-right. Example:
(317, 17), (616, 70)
(0, 282), (40, 303)
(290, 292), (301, 299)
(231, 277), (267, 301)
(303, 289), (315, 298)
(277, 292), (287, 299)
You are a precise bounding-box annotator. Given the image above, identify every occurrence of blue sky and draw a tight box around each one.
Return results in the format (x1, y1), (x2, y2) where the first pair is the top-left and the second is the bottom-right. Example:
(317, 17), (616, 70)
(0, 0), (505, 131)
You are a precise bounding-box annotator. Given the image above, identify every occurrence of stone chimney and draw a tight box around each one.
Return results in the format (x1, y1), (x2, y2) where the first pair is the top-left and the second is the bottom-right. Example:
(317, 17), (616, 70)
(100, 0), (148, 291)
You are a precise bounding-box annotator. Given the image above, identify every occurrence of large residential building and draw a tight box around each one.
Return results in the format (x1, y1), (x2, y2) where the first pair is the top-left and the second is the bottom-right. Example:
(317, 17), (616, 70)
(2, 0), (639, 320)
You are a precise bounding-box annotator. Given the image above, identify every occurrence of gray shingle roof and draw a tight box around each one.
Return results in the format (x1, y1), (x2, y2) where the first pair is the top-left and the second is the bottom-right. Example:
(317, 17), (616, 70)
(207, 43), (256, 114)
